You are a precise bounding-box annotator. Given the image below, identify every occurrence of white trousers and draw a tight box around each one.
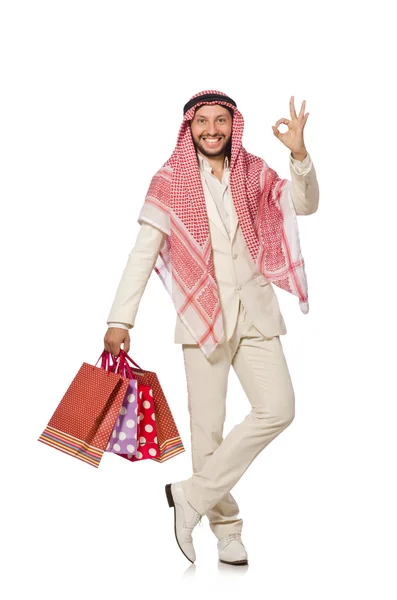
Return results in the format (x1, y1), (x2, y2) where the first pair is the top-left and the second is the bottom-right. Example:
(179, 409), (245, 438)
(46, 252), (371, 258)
(181, 299), (295, 540)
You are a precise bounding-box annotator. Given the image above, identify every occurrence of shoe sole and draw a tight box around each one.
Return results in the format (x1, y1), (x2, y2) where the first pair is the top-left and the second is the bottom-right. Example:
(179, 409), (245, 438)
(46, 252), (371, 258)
(165, 483), (195, 564)
(219, 558), (248, 565)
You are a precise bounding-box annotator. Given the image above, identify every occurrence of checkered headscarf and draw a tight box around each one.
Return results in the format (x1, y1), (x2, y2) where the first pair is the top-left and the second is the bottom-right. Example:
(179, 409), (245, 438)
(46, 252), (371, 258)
(138, 90), (309, 358)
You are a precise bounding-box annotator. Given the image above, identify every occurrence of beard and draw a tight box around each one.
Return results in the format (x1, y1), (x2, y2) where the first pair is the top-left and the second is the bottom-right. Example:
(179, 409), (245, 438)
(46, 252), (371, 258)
(194, 136), (232, 159)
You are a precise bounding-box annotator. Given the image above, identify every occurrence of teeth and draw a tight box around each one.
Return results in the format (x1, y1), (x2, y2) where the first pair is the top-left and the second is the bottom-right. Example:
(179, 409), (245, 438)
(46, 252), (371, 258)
(205, 138), (221, 144)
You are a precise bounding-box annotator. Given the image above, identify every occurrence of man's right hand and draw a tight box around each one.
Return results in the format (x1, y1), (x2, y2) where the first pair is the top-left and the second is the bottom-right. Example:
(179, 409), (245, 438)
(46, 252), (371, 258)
(104, 327), (131, 357)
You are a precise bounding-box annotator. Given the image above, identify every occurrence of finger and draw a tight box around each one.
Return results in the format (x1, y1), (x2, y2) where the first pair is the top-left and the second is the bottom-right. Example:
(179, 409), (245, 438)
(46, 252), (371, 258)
(275, 118), (290, 127)
(299, 100), (306, 120)
(111, 345), (120, 357)
(272, 125), (280, 137)
(104, 335), (111, 352)
(299, 113), (309, 130)
(290, 96), (297, 120)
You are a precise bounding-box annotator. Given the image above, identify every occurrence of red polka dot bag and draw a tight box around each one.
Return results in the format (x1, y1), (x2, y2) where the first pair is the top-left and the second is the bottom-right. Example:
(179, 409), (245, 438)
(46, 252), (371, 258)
(37, 351), (130, 468)
(109, 350), (185, 464)
(117, 381), (161, 463)
(131, 383), (160, 462)
(104, 357), (160, 462)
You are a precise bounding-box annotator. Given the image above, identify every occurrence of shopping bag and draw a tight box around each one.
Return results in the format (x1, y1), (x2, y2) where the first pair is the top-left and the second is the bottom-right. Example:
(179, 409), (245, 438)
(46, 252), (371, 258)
(37, 350), (130, 468)
(111, 350), (185, 463)
(105, 377), (139, 458)
(108, 353), (160, 462)
(129, 381), (160, 462)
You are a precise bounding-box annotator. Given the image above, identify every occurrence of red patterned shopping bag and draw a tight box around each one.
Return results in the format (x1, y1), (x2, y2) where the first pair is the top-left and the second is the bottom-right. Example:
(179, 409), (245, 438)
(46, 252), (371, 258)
(111, 351), (185, 463)
(104, 356), (160, 462)
(38, 351), (130, 468)
(129, 382), (160, 461)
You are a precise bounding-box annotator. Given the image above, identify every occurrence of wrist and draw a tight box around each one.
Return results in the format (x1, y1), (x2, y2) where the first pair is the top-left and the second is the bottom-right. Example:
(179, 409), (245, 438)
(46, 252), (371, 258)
(291, 149), (308, 161)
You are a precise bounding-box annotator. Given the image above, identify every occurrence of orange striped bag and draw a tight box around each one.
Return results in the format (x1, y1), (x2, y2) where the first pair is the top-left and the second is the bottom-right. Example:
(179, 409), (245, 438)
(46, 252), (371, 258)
(37, 351), (129, 468)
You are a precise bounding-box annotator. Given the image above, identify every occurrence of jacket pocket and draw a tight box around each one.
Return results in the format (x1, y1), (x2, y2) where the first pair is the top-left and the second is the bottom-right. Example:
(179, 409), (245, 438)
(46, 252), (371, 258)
(255, 274), (270, 286)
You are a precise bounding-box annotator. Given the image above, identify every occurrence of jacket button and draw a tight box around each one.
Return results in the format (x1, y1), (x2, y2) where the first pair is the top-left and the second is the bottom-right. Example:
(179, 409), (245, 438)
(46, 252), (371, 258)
(235, 284), (242, 291)
(233, 253), (238, 259)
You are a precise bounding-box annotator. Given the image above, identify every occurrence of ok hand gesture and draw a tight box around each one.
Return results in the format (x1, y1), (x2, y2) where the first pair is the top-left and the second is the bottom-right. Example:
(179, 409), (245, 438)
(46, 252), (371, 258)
(272, 96), (309, 158)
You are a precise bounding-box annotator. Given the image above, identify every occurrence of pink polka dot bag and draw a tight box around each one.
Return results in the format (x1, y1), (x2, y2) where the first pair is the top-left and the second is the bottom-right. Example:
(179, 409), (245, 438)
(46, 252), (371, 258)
(105, 376), (140, 459)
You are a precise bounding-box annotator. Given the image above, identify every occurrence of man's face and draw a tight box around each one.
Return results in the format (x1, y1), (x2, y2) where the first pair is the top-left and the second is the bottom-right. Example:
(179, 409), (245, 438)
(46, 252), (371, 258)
(190, 104), (233, 158)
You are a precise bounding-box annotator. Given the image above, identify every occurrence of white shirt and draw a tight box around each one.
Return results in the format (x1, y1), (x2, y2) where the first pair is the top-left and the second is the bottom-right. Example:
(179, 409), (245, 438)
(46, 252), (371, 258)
(197, 153), (231, 237)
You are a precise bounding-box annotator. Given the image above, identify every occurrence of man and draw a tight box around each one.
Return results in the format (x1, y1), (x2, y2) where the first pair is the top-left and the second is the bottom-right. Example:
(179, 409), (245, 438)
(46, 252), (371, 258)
(104, 90), (319, 565)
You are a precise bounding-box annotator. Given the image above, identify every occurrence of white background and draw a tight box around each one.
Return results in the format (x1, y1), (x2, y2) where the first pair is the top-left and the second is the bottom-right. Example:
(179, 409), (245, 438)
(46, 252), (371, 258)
(1, 0), (396, 597)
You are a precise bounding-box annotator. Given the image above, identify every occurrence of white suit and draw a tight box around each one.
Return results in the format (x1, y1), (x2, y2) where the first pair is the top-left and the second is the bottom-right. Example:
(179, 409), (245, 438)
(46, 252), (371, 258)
(106, 151), (319, 539)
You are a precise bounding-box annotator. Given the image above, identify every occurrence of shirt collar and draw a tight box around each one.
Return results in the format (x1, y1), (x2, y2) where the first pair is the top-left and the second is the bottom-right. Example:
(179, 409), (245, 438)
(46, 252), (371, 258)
(197, 152), (229, 172)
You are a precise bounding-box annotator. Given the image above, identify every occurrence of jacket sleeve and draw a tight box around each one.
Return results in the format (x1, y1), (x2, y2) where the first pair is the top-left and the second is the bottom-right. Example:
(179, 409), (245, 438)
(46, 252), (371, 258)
(289, 151), (320, 215)
(106, 222), (166, 329)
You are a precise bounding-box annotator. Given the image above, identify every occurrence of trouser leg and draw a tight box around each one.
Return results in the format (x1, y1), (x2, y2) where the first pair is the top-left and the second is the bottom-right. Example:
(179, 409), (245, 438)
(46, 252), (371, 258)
(181, 304), (295, 516)
(181, 339), (243, 539)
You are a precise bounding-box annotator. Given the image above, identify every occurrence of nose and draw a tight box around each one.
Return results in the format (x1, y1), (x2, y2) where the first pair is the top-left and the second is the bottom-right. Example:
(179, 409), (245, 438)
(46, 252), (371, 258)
(206, 120), (219, 136)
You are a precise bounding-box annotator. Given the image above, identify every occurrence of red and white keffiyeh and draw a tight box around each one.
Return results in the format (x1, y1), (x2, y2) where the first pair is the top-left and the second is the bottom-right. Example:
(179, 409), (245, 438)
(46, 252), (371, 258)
(138, 90), (309, 358)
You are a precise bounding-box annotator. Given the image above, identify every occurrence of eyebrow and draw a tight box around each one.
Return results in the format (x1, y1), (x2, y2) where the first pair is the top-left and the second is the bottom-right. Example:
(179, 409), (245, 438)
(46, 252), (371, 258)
(195, 112), (230, 119)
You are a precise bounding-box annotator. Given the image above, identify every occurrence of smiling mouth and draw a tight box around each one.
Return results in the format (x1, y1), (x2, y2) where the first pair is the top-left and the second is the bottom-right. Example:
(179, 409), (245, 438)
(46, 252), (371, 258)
(202, 137), (223, 145)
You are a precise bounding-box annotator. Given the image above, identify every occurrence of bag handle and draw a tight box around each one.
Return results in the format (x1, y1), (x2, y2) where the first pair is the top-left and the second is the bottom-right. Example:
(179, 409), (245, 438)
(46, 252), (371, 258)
(95, 350), (117, 371)
(111, 352), (136, 380)
(118, 349), (143, 370)
(95, 349), (140, 378)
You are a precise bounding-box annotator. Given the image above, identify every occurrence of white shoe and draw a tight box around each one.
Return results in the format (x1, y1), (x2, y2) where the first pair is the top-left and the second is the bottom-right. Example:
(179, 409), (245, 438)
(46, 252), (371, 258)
(217, 533), (248, 565)
(165, 481), (203, 563)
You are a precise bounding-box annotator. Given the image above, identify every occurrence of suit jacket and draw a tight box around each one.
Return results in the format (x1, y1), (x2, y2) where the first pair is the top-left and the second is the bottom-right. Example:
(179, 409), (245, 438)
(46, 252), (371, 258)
(107, 152), (319, 344)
